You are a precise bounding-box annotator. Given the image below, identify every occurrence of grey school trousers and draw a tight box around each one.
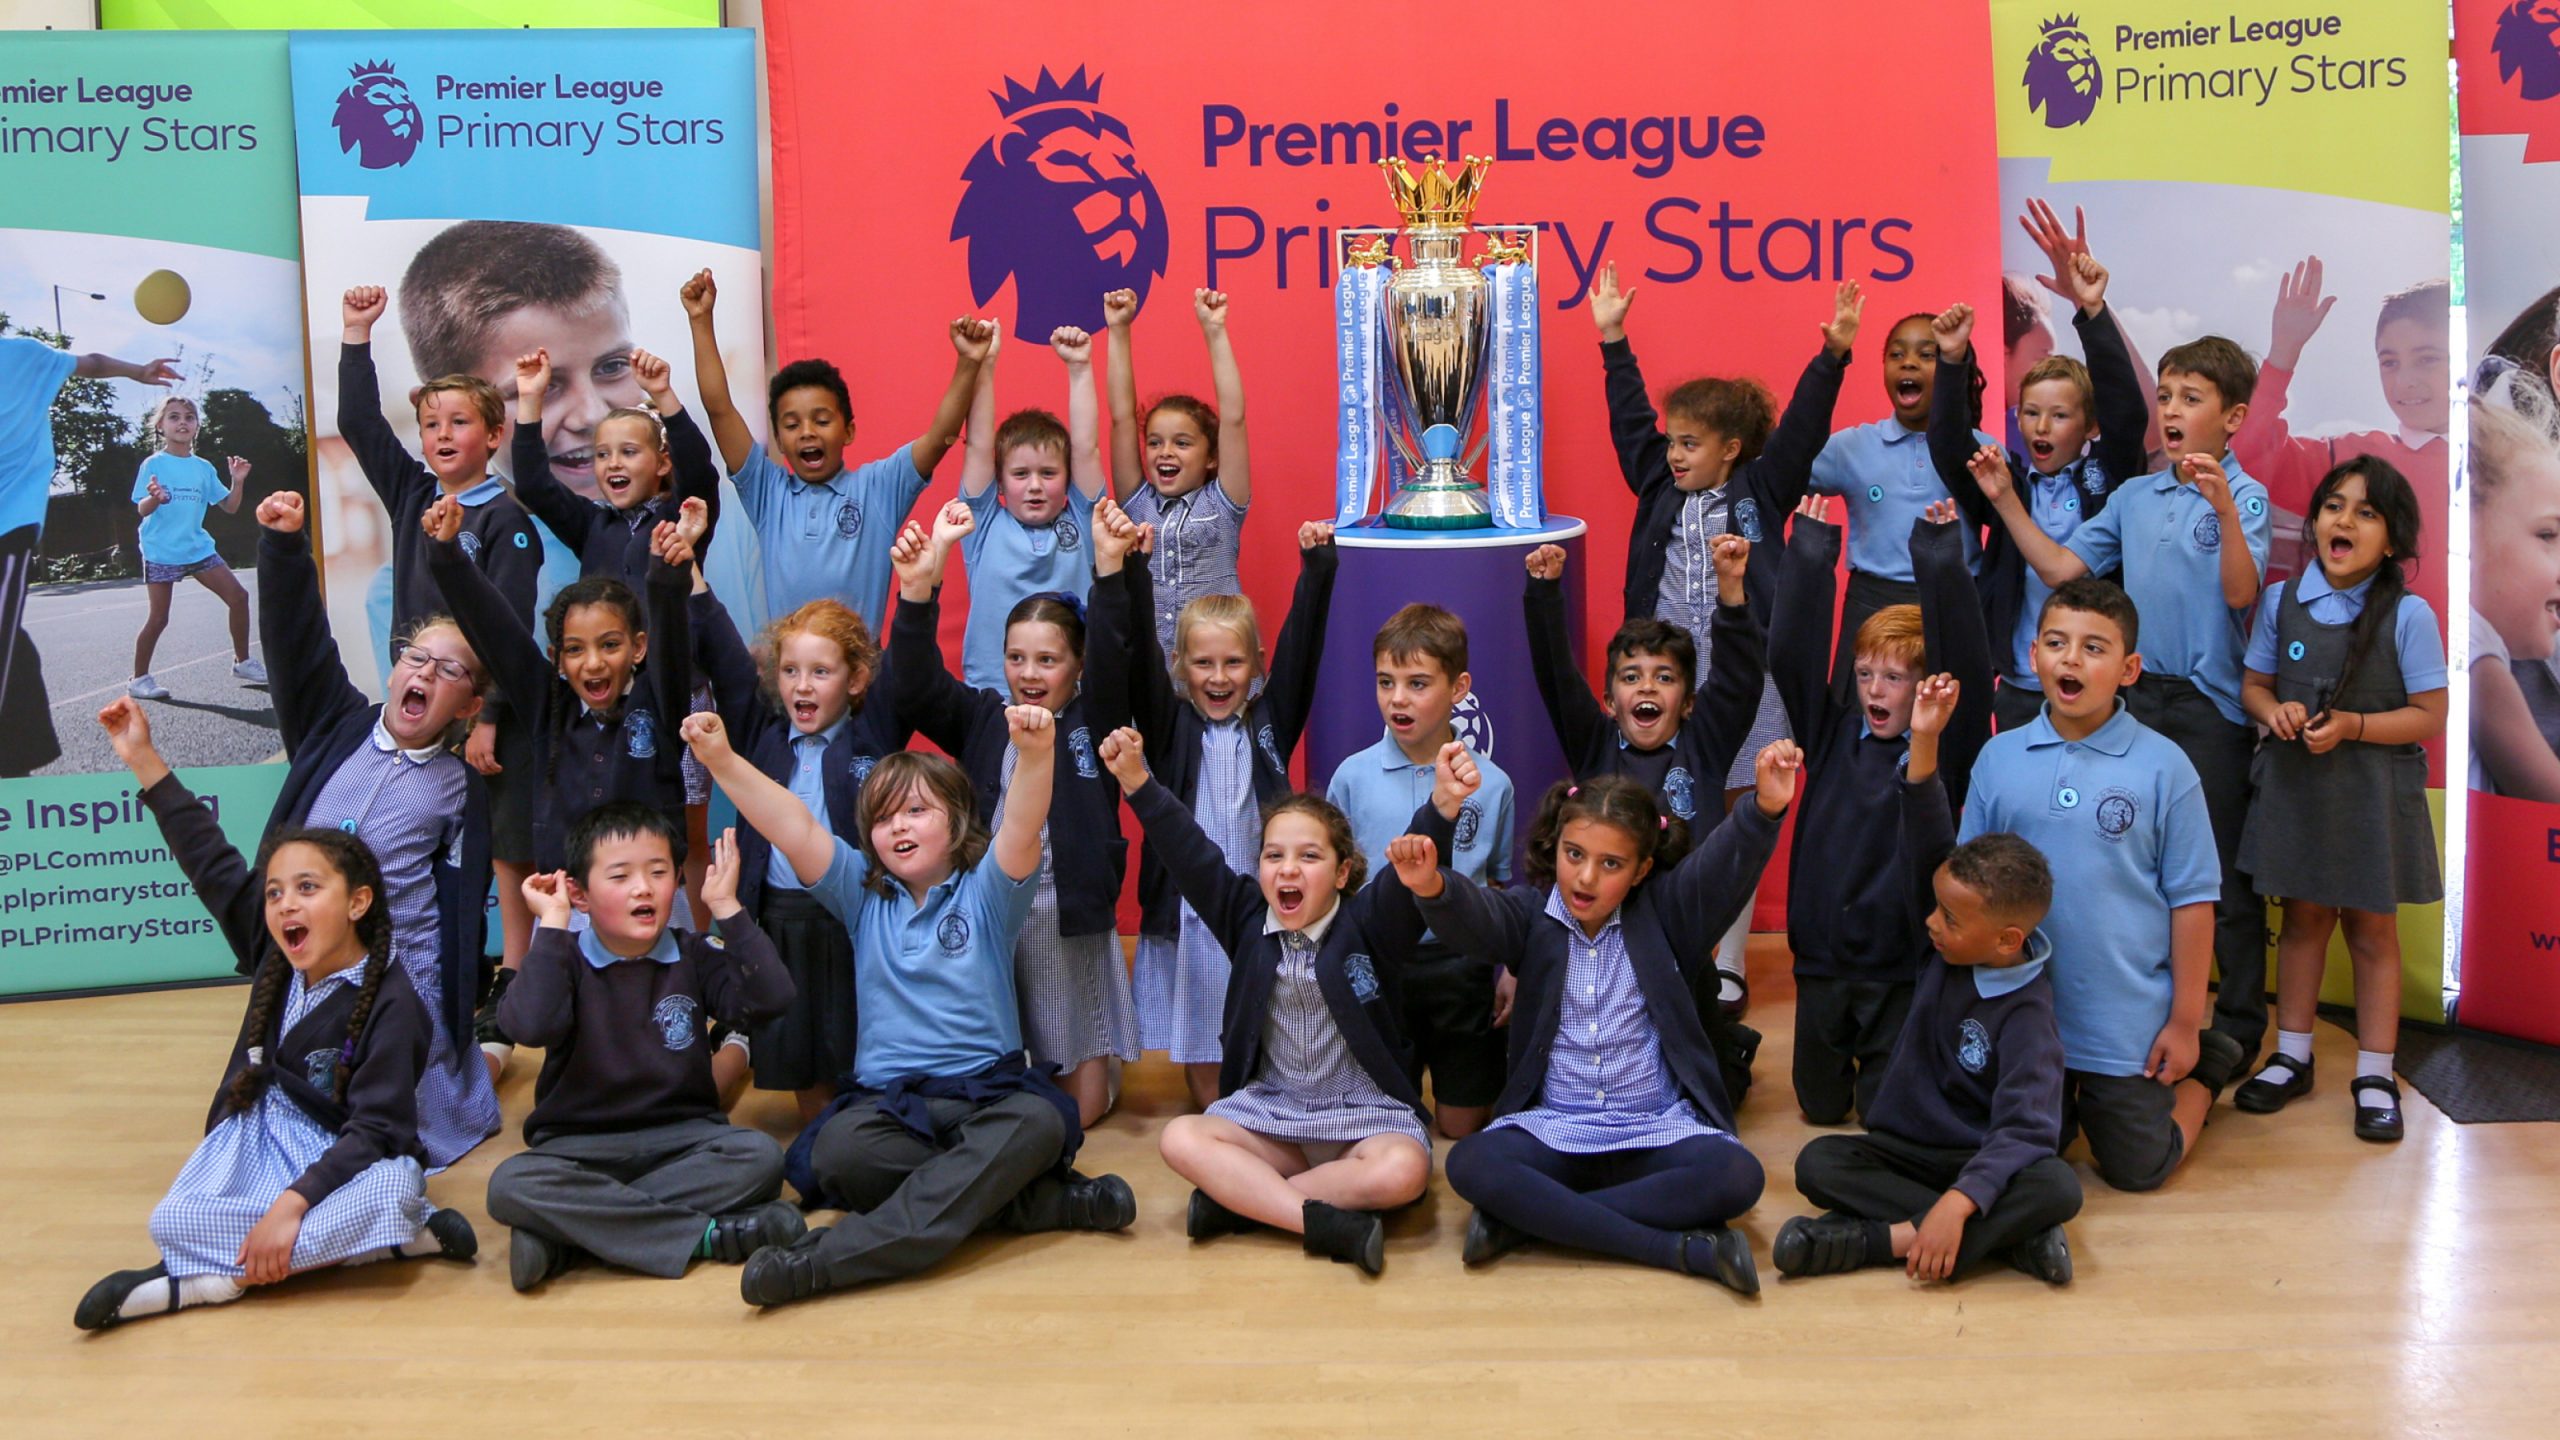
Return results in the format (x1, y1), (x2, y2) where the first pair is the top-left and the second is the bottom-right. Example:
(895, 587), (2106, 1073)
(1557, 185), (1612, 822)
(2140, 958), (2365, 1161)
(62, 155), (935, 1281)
(806, 1091), (1080, 1289)
(486, 1116), (782, 1277)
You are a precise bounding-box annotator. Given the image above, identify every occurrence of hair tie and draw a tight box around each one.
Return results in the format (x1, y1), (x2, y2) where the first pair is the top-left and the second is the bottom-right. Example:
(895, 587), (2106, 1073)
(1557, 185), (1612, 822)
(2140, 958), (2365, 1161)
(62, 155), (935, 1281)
(1038, 589), (1087, 623)
(1659, 816), (1669, 830)
(1566, 785), (1580, 797)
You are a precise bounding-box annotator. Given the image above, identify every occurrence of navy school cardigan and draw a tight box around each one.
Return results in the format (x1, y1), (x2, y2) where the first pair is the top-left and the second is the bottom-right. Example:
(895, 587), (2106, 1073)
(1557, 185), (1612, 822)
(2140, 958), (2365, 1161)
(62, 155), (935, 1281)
(1126, 779), (1449, 1122)
(509, 406), (725, 593)
(145, 774), (432, 1206)
(1929, 303), (2147, 664)
(892, 586), (1125, 939)
(1416, 797), (1786, 1130)
(1609, 337), (1848, 629)
(1089, 541), (1339, 940)
(689, 584), (912, 917)
(429, 533), (693, 872)
(1769, 512), (1994, 979)
(257, 525), (489, 1056)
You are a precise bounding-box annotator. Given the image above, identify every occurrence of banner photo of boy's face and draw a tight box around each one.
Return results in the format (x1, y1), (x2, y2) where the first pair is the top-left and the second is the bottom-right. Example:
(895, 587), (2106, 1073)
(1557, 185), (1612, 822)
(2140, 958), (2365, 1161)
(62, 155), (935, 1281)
(298, 208), (768, 694)
(0, 227), (307, 779)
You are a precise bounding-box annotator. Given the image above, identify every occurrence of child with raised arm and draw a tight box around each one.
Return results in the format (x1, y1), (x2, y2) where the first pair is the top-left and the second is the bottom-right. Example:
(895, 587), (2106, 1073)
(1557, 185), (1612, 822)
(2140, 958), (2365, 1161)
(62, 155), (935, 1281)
(1957, 579), (2249, 1191)
(1105, 286), (1252, 659)
(1410, 746), (1803, 1293)
(1777, 673), (2081, 1286)
(251, 491), (499, 1167)
(485, 813), (801, 1292)
(1592, 267), (1860, 1011)
(1771, 498), (1995, 1126)
(1974, 339), (2275, 1062)
(1101, 727), (1453, 1276)
(126, 395), (262, 702)
(505, 345), (721, 592)
(689, 564), (908, 1121)
(1523, 534), (1767, 1026)
(2232, 458), (2445, 1143)
(683, 265), (989, 633)
(1088, 492), (1338, 1112)
(956, 326), (1111, 691)
(77, 700), (476, 1330)
(686, 707), (1138, 1309)
(1928, 237), (2148, 733)
(2, 335), (176, 776)
(893, 503), (1136, 1125)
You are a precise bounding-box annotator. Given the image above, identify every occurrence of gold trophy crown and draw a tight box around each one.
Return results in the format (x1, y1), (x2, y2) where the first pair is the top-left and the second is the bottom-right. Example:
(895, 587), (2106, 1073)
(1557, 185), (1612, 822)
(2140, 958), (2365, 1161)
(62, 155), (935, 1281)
(1379, 154), (1490, 230)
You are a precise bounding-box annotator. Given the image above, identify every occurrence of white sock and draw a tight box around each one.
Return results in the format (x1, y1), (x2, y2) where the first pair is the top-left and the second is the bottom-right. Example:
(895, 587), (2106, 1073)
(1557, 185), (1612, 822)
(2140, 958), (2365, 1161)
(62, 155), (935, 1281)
(1715, 880), (1756, 981)
(118, 1272), (243, 1320)
(2277, 1029), (2314, 1064)
(2355, 1050), (2396, 1108)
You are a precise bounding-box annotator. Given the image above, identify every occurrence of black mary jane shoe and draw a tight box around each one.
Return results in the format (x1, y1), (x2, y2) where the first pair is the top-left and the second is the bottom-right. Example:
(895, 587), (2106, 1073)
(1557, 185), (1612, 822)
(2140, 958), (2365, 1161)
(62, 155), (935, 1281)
(2351, 1075), (2406, 1144)
(1716, 967), (1750, 1022)
(1461, 1208), (1531, 1267)
(73, 1263), (168, 1332)
(2234, 1053), (2313, 1114)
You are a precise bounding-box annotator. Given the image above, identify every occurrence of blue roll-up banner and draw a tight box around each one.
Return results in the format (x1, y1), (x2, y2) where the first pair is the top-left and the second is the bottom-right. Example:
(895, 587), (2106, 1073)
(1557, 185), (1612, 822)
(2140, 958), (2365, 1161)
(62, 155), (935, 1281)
(288, 27), (771, 696)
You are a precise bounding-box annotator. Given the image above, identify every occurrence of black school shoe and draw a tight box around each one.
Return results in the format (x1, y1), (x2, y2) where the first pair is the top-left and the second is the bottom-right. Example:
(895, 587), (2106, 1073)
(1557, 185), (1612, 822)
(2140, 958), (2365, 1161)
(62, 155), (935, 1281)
(2234, 1053), (2314, 1114)
(421, 1208), (479, 1262)
(1717, 967), (1750, 1022)
(2351, 1075), (2406, 1143)
(1062, 1172), (1138, 1232)
(1301, 1200), (1385, 1276)
(1461, 1208), (1532, 1267)
(740, 1227), (833, 1308)
(475, 966), (516, 1058)
(2189, 1028), (2249, 1099)
(1679, 1225), (1760, 1295)
(708, 1201), (808, 1263)
(508, 1228), (580, 1292)
(1186, 1188), (1258, 1240)
(1772, 1214), (1874, 1278)
(73, 1262), (168, 1332)
(2005, 1225), (2074, 1285)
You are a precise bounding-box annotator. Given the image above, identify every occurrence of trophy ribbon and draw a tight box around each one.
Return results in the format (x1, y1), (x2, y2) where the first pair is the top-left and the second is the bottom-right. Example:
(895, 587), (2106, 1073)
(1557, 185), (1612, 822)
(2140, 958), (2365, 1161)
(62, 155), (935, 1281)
(1484, 252), (1545, 529)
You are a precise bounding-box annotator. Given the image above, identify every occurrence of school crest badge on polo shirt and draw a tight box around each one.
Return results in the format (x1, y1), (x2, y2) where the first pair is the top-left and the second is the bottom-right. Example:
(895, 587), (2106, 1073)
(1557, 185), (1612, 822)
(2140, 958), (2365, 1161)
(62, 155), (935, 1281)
(1453, 800), (1483, 851)
(2095, 787), (2138, 841)
(1734, 498), (1764, 543)
(1056, 515), (1083, 551)
(303, 1048), (339, 1089)
(652, 994), (699, 1051)
(1663, 766), (1697, 820)
(626, 709), (658, 759)
(2191, 512), (2222, 551)
(1957, 1018), (1991, 1074)
(835, 497), (863, 539)
(1067, 726), (1099, 779)
(936, 911), (971, 953)
(1344, 952), (1380, 1003)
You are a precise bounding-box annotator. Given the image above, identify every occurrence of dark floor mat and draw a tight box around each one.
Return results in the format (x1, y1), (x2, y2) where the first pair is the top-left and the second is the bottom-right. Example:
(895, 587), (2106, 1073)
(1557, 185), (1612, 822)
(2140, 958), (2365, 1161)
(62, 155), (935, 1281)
(2357, 1013), (2560, 1124)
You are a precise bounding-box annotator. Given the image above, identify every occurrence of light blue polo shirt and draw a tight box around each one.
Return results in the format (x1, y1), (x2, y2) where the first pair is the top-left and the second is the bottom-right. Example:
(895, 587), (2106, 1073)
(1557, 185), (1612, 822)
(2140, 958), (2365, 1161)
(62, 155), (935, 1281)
(2063, 459), (2271, 726)
(811, 836), (1034, 1088)
(767, 714), (849, 892)
(1810, 417), (1991, 581)
(131, 453), (223, 567)
(959, 483), (1099, 692)
(731, 441), (928, 636)
(1, 338), (80, 536)
(1958, 702), (2221, 1076)
(1324, 728), (1516, 896)
(2243, 572), (2447, 692)
(2005, 459), (2111, 689)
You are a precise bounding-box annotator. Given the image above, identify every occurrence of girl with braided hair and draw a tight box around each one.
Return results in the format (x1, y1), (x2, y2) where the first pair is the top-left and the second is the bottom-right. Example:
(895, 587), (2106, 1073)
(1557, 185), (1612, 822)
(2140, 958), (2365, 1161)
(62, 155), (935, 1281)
(76, 700), (477, 1331)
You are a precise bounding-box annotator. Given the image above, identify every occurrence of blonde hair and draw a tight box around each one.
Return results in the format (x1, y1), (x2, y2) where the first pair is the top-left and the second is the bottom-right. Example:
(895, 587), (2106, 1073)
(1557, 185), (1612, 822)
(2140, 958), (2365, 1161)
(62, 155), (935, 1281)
(145, 394), (198, 446)
(1174, 593), (1263, 680)
(408, 373), (506, 429)
(2018, 355), (2094, 410)
(2472, 389), (2560, 510)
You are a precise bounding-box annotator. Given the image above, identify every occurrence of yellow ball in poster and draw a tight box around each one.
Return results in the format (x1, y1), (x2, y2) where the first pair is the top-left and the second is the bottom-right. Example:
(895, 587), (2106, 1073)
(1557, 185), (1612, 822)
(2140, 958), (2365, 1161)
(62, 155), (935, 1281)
(134, 270), (192, 326)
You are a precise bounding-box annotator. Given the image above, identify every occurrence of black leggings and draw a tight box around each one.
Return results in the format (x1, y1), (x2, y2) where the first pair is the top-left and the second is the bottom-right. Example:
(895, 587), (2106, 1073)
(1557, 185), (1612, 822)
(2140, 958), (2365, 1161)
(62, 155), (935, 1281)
(1445, 1125), (1765, 1272)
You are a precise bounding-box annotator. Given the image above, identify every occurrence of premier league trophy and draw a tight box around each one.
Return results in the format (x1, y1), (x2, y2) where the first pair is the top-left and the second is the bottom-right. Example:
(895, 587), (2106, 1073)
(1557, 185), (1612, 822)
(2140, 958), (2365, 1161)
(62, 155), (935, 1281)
(1334, 156), (1544, 531)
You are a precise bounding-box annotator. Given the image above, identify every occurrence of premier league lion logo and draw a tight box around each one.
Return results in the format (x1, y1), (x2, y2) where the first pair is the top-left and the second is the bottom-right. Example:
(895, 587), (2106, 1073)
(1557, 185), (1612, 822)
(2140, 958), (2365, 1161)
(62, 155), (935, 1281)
(951, 66), (1170, 341)
(2496, 1), (2560, 101)
(2023, 14), (2105, 129)
(652, 995), (700, 1051)
(333, 59), (425, 170)
(1452, 691), (1496, 759)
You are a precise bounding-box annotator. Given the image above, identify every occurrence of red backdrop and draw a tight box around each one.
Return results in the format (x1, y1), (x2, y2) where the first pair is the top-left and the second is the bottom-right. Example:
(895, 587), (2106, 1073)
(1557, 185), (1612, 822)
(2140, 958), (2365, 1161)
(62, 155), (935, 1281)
(765, 0), (2000, 927)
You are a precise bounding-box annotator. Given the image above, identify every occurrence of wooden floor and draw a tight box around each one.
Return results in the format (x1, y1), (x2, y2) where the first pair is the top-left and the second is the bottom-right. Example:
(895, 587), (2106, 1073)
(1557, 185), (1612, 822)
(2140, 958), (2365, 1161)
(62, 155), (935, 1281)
(7, 938), (2553, 1437)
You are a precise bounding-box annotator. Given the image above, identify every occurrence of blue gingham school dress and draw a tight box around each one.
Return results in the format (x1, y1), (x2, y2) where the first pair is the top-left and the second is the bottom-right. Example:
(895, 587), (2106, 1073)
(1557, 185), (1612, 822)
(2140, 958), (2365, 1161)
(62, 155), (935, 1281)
(998, 743), (1140, 1070)
(1135, 717), (1257, 1063)
(148, 966), (433, 1279)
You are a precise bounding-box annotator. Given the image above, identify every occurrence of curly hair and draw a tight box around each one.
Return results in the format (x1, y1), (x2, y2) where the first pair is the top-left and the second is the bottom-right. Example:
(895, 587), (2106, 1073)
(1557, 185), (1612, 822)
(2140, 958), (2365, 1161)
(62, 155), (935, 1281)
(759, 599), (879, 713)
